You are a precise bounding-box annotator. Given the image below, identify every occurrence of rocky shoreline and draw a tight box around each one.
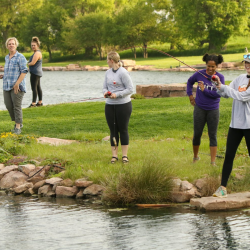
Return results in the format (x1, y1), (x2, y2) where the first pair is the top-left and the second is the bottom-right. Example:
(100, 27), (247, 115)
(0, 60), (244, 72)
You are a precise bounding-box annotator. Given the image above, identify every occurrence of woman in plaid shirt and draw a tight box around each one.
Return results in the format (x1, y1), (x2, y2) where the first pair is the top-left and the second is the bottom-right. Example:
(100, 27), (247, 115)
(0, 37), (28, 134)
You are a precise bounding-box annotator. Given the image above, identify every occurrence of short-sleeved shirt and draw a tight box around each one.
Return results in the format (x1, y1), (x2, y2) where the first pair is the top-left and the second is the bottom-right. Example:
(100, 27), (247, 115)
(3, 51), (28, 92)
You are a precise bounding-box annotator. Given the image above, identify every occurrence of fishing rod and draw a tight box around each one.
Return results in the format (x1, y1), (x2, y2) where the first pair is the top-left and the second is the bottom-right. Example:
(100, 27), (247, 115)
(145, 46), (219, 87)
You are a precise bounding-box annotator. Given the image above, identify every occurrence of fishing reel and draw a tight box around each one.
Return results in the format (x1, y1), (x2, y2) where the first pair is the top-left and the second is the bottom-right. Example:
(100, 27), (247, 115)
(105, 91), (112, 98)
(211, 75), (219, 86)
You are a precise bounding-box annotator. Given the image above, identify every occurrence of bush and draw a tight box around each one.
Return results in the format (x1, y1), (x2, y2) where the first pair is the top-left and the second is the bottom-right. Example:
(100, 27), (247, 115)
(102, 156), (174, 205)
(131, 94), (145, 99)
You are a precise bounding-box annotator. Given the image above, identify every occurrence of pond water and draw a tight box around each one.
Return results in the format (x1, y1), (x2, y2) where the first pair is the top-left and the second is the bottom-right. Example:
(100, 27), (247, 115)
(0, 70), (243, 110)
(1, 194), (250, 250)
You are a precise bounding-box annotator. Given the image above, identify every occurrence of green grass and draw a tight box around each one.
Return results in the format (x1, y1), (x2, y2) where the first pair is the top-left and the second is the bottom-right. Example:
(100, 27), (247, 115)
(0, 97), (250, 201)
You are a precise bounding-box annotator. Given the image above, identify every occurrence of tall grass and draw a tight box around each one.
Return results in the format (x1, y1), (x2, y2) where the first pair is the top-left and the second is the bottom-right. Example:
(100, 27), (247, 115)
(102, 156), (174, 205)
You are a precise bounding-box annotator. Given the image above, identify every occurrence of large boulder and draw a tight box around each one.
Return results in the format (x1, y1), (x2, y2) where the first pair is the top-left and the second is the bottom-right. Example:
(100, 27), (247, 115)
(0, 165), (18, 179)
(0, 171), (28, 189)
(190, 192), (250, 211)
(55, 186), (78, 198)
(83, 184), (105, 196)
(18, 164), (36, 176)
(38, 185), (55, 197)
(75, 179), (93, 188)
(45, 177), (63, 185)
(13, 182), (33, 194)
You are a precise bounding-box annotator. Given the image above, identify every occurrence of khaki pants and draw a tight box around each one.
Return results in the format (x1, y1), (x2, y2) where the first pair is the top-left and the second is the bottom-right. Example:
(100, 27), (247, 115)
(4, 90), (25, 124)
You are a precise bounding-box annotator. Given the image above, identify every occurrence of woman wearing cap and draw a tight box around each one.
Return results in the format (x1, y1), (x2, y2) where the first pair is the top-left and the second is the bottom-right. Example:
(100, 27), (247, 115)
(0, 37), (28, 134)
(213, 54), (250, 197)
(187, 54), (225, 165)
(103, 51), (133, 163)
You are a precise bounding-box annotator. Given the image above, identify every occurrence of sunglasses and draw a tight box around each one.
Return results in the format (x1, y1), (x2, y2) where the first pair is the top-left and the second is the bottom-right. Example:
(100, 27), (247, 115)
(243, 55), (250, 59)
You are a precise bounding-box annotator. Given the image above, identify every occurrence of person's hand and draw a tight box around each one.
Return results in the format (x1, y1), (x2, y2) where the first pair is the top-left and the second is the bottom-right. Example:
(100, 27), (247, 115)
(212, 75), (222, 90)
(189, 95), (196, 106)
(110, 93), (117, 99)
(0, 74), (3, 79)
(198, 81), (205, 92)
(13, 84), (20, 94)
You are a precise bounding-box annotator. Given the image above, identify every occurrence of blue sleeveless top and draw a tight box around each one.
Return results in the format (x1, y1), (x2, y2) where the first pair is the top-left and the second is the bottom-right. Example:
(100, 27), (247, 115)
(29, 50), (43, 77)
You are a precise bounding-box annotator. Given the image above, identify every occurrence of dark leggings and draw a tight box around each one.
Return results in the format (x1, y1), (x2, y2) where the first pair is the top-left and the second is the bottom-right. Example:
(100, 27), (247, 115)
(193, 105), (219, 147)
(105, 102), (132, 146)
(30, 73), (42, 103)
(221, 128), (250, 187)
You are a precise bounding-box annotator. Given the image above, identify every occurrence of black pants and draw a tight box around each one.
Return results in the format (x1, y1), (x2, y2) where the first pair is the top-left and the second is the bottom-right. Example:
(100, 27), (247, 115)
(221, 127), (250, 187)
(105, 102), (132, 146)
(30, 73), (42, 103)
(193, 105), (219, 147)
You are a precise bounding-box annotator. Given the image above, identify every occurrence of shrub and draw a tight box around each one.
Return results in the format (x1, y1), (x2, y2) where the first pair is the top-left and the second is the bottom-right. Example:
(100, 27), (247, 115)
(102, 156), (173, 205)
(131, 94), (145, 99)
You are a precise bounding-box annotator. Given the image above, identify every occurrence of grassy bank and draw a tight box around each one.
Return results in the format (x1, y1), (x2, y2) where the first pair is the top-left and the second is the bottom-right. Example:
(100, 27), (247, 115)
(0, 97), (250, 203)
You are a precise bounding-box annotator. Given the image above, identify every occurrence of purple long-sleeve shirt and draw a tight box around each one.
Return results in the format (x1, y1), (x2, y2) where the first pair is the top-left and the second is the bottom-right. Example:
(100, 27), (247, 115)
(187, 69), (225, 110)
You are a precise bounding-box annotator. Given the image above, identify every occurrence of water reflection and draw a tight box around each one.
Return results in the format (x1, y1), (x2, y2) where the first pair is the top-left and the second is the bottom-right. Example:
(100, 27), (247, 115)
(1, 190), (250, 249)
(0, 70), (242, 110)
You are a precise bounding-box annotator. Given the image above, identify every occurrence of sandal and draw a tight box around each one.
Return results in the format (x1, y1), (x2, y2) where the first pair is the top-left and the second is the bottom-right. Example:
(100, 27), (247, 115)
(28, 103), (36, 108)
(193, 157), (200, 163)
(111, 157), (118, 164)
(122, 156), (129, 163)
(211, 162), (216, 166)
(36, 102), (43, 107)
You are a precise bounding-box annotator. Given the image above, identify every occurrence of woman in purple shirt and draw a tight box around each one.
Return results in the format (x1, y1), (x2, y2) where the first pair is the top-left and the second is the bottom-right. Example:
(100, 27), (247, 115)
(187, 54), (225, 165)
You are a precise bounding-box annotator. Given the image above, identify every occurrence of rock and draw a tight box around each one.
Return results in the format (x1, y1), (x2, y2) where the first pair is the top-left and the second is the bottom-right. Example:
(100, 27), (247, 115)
(0, 171), (28, 189)
(0, 165), (18, 179)
(102, 136), (110, 141)
(37, 137), (77, 146)
(66, 64), (76, 70)
(24, 188), (35, 196)
(55, 186), (78, 198)
(13, 182), (33, 194)
(29, 167), (44, 178)
(172, 178), (182, 191)
(136, 84), (197, 98)
(221, 62), (235, 68)
(18, 164), (36, 175)
(38, 185), (55, 197)
(28, 176), (44, 184)
(83, 184), (105, 196)
(76, 189), (84, 199)
(122, 60), (136, 67)
(194, 178), (207, 190)
(0, 164), (5, 170)
(59, 178), (73, 187)
(171, 191), (193, 203)
(190, 192), (250, 211)
(75, 179), (93, 188)
(180, 181), (193, 191)
(45, 177), (63, 185)
(32, 180), (46, 192)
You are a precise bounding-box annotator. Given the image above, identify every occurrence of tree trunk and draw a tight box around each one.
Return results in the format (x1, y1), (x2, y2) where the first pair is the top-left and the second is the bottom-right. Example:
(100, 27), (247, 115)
(143, 43), (148, 58)
(47, 47), (52, 61)
(170, 43), (175, 50)
(84, 46), (94, 57)
(1, 30), (8, 54)
(131, 47), (136, 59)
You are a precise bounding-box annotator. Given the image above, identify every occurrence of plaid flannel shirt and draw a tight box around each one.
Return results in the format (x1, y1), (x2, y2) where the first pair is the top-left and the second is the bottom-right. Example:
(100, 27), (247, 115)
(3, 51), (28, 92)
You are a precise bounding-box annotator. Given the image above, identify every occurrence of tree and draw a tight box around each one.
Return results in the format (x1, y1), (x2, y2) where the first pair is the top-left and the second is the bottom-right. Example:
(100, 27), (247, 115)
(73, 12), (110, 60)
(21, 1), (66, 60)
(172, 0), (250, 51)
(0, 0), (42, 53)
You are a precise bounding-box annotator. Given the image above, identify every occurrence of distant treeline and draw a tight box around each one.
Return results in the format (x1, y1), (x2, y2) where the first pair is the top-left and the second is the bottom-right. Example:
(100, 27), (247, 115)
(0, 0), (249, 60)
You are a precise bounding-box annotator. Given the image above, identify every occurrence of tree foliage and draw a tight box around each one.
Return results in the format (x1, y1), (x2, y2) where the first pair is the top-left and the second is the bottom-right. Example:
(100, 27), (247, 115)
(172, 0), (250, 50)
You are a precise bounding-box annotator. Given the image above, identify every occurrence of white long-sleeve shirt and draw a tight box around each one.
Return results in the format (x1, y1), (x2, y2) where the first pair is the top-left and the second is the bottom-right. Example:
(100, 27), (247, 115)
(103, 67), (133, 105)
(217, 74), (250, 129)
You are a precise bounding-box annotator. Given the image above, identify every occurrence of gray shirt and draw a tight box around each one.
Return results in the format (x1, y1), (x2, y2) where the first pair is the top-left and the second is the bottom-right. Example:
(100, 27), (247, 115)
(217, 74), (250, 129)
(103, 67), (133, 104)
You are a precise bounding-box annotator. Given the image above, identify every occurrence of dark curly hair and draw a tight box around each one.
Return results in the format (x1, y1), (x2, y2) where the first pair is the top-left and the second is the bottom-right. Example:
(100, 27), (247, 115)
(202, 53), (224, 66)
